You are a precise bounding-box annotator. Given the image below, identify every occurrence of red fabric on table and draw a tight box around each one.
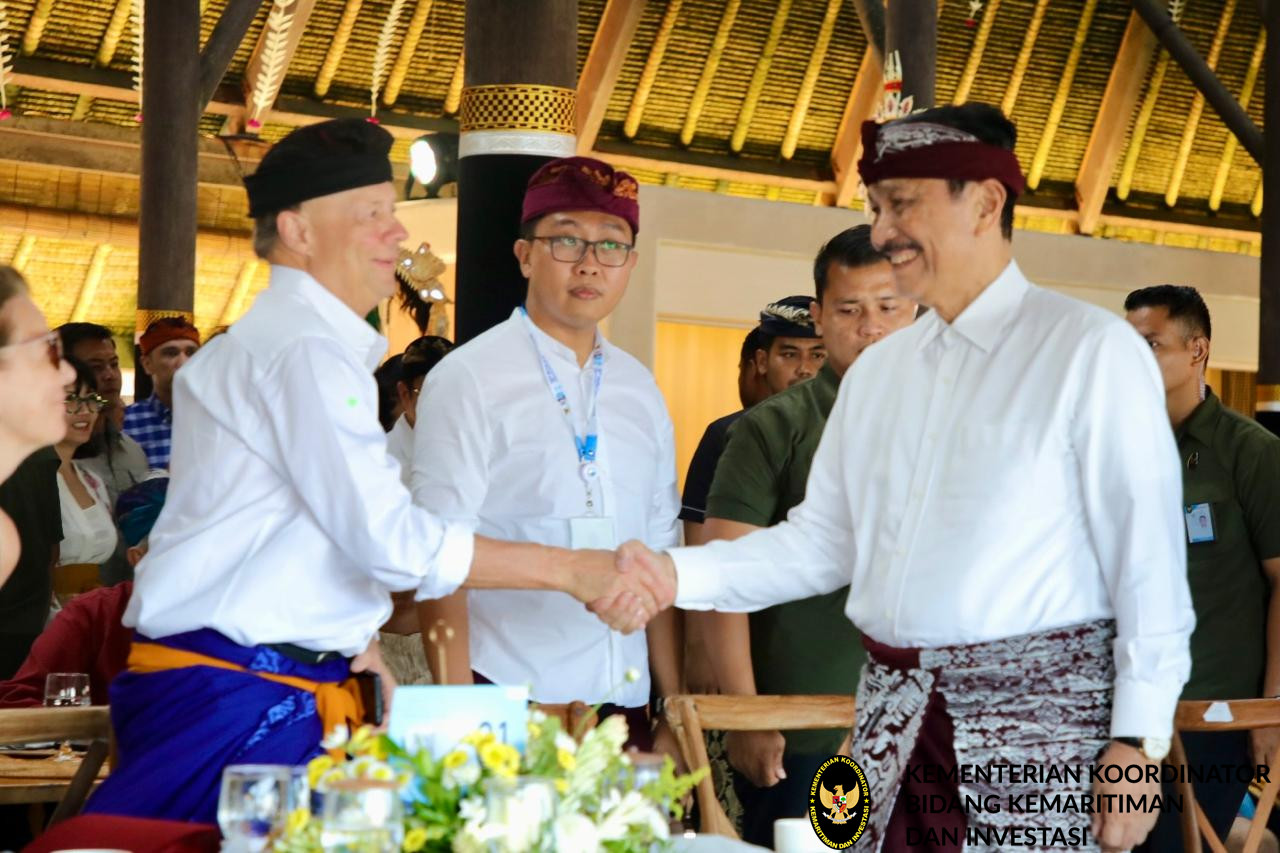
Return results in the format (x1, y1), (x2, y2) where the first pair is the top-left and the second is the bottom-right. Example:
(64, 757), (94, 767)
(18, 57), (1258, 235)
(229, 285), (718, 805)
(24, 814), (220, 852)
(0, 582), (133, 707)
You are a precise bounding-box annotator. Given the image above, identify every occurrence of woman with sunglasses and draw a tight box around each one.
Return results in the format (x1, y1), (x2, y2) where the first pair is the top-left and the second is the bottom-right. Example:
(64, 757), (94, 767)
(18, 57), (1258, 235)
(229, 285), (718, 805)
(53, 359), (120, 598)
(0, 267), (74, 584)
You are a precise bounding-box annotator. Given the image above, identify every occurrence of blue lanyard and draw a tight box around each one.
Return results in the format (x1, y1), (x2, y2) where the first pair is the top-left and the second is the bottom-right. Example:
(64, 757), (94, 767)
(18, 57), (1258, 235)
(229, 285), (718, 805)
(520, 308), (605, 509)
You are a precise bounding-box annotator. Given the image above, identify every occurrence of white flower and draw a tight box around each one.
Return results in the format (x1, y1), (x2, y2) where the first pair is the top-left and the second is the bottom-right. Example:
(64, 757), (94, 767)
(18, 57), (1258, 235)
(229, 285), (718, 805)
(553, 813), (601, 853)
(554, 731), (577, 755)
(444, 761), (481, 789)
(528, 709), (547, 725)
(458, 797), (486, 823)
(597, 790), (669, 843)
(320, 723), (349, 749)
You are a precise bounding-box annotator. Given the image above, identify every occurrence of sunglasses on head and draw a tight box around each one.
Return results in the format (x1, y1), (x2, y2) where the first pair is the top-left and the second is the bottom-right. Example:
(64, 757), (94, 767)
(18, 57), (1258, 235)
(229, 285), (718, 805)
(0, 330), (62, 369)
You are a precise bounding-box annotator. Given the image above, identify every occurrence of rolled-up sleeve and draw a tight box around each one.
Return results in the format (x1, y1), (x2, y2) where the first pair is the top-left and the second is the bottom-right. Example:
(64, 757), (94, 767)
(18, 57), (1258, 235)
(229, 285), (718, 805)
(263, 337), (474, 599)
(1072, 322), (1194, 737)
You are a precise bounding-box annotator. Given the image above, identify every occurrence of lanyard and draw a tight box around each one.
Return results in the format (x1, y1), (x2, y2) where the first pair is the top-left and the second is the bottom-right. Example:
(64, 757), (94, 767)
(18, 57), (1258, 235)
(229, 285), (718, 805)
(519, 307), (605, 514)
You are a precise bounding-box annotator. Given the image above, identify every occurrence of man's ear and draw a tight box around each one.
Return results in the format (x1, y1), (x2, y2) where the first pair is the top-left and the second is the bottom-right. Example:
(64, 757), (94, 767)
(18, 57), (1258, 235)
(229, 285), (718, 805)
(276, 209), (311, 256)
(975, 178), (1007, 237)
(753, 347), (769, 376)
(810, 299), (824, 336)
(513, 239), (534, 277)
(1191, 335), (1211, 368)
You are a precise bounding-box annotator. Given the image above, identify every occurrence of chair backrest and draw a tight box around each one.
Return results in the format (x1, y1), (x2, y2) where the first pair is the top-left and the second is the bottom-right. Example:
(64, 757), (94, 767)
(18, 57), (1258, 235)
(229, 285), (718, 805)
(1171, 698), (1280, 853)
(662, 694), (856, 838)
(0, 707), (111, 745)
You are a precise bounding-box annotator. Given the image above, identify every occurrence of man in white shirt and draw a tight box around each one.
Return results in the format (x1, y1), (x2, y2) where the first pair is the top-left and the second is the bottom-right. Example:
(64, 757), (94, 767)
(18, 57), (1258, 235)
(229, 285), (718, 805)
(617, 104), (1193, 853)
(413, 157), (681, 752)
(84, 121), (670, 824)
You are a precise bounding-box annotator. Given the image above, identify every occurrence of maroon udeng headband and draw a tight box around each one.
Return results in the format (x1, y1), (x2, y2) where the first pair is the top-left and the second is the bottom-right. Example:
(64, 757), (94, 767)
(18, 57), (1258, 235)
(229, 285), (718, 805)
(857, 119), (1026, 197)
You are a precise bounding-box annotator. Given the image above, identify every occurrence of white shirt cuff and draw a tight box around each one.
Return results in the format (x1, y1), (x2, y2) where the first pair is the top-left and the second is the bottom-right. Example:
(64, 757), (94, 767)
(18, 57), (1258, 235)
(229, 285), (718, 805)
(671, 545), (724, 611)
(416, 522), (475, 601)
(1110, 677), (1180, 738)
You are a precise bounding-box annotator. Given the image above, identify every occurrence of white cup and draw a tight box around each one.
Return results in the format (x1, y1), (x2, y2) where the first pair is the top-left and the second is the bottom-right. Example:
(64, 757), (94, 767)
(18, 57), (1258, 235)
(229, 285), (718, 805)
(774, 817), (831, 853)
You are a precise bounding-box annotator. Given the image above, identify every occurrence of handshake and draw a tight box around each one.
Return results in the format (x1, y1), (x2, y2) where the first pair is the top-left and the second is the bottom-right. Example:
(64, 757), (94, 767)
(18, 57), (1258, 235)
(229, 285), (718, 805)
(571, 541), (678, 634)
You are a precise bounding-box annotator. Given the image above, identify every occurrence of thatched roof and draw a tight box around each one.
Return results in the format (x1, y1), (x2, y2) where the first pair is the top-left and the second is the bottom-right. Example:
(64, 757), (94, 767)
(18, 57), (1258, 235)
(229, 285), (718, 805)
(0, 0), (1266, 338)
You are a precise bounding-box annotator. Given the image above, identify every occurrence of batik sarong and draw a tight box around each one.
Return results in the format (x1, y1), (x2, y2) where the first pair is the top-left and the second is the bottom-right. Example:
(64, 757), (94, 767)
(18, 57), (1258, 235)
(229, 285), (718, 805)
(853, 619), (1115, 852)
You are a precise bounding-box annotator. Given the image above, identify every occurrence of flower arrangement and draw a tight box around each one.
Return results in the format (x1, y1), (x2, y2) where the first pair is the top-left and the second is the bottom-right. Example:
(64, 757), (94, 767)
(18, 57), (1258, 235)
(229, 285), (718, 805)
(275, 711), (705, 853)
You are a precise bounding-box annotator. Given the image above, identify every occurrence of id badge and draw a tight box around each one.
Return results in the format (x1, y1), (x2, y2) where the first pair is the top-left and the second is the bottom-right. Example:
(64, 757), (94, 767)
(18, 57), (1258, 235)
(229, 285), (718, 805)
(1184, 502), (1216, 544)
(570, 516), (618, 550)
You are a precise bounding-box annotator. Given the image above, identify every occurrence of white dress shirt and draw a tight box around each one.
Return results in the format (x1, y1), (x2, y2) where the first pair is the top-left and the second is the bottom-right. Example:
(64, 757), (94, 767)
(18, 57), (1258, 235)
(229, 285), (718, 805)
(412, 309), (680, 706)
(673, 261), (1194, 737)
(125, 266), (475, 656)
(386, 414), (414, 489)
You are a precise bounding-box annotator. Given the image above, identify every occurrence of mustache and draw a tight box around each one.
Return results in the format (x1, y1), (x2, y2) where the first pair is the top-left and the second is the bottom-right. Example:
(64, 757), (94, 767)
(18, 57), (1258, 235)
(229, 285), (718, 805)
(877, 240), (922, 255)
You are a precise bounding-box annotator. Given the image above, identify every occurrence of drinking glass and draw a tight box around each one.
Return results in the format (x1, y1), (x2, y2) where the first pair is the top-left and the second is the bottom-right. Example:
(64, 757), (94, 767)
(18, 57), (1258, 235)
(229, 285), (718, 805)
(43, 673), (90, 761)
(218, 764), (291, 852)
(319, 778), (404, 853)
(43, 673), (90, 707)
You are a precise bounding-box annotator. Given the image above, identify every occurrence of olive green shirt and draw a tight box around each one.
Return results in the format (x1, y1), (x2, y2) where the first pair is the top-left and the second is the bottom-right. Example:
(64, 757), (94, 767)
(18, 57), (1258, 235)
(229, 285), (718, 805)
(1176, 389), (1280, 700)
(705, 364), (862, 756)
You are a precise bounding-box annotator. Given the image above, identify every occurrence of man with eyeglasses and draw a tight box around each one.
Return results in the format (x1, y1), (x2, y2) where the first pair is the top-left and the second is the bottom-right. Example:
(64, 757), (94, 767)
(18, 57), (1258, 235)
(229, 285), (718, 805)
(413, 156), (682, 753)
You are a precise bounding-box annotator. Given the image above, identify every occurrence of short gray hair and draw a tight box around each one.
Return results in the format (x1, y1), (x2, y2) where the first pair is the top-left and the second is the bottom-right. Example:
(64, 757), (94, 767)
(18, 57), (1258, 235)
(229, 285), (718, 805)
(251, 205), (299, 259)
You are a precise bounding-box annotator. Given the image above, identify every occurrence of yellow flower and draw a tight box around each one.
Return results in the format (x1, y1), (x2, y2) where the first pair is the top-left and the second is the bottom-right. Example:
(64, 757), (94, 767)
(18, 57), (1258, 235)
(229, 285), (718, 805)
(528, 722), (543, 739)
(403, 826), (429, 852)
(557, 748), (576, 772)
(285, 807), (310, 835)
(462, 729), (495, 749)
(307, 755), (335, 788)
(349, 725), (377, 755)
(443, 750), (469, 770)
(555, 778), (569, 794)
(320, 767), (348, 788)
(480, 742), (520, 779)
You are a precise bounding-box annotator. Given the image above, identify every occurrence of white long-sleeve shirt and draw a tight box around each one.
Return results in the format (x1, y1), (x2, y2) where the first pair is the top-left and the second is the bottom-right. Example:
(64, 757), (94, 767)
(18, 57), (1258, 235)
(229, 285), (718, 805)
(673, 261), (1194, 738)
(125, 266), (475, 656)
(412, 310), (680, 706)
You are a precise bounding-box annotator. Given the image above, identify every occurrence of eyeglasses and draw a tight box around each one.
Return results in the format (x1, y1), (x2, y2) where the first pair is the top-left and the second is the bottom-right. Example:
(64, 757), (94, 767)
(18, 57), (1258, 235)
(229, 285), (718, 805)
(64, 392), (108, 414)
(530, 235), (634, 268)
(0, 330), (62, 369)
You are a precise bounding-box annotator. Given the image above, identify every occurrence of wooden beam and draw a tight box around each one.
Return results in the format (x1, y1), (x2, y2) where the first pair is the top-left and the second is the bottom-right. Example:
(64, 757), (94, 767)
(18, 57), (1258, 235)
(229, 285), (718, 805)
(680, 0), (740, 146)
(953, 0), (1001, 105)
(1131, 0), (1262, 165)
(200, 0), (267, 109)
(576, 0), (646, 155)
(98, 0), (135, 66)
(591, 143), (835, 193)
(1258, 0), (1280, 393)
(11, 235), (35, 273)
(443, 50), (465, 114)
(851, 0), (885, 62)
(22, 0), (55, 56)
(384, 0), (434, 107)
(220, 259), (261, 325)
(623, 0), (681, 138)
(0, 202), (253, 253)
(1001, 0), (1050, 116)
(782, 0), (841, 160)
(1027, 0), (1100, 189)
(1210, 28), (1265, 211)
(831, 48), (883, 207)
(71, 245), (112, 323)
(886, 0), (936, 109)
(314, 0), (362, 98)
(731, 0), (792, 153)
(1165, 0), (1237, 207)
(240, 0), (317, 125)
(1076, 10), (1158, 235)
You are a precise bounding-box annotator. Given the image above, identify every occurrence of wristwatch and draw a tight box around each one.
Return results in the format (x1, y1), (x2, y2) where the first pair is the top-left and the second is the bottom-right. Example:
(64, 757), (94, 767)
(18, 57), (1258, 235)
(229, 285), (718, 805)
(1114, 736), (1171, 762)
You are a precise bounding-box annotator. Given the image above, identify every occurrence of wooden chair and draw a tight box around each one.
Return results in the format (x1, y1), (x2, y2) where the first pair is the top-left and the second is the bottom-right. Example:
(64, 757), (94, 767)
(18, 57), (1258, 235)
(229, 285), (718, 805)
(1171, 698), (1280, 853)
(531, 701), (599, 742)
(661, 694), (856, 838)
(0, 707), (113, 826)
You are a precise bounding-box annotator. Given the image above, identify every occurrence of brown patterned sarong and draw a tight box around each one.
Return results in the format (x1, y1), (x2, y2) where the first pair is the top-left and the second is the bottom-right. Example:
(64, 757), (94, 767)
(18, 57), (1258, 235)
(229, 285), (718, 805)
(852, 619), (1115, 852)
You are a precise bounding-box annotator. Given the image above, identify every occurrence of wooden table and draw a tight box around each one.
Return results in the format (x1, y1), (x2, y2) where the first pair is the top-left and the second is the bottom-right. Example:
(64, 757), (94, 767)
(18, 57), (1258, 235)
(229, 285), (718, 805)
(0, 749), (106, 805)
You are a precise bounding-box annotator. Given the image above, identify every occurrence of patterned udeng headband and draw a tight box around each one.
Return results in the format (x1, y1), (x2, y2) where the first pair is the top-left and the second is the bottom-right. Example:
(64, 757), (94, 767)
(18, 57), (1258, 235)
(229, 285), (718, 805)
(857, 119), (1026, 197)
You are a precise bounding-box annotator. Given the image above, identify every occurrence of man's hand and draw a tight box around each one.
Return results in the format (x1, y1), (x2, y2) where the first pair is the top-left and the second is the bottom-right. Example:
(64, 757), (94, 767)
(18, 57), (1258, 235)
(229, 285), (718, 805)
(584, 541), (678, 632)
(350, 637), (397, 727)
(727, 729), (787, 788)
(563, 547), (661, 634)
(1090, 741), (1160, 852)
(1252, 725), (1280, 770)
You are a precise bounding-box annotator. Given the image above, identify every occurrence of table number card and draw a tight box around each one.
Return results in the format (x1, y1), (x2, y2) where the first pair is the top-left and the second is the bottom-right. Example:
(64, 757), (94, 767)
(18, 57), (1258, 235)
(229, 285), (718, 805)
(388, 685), (530, 757)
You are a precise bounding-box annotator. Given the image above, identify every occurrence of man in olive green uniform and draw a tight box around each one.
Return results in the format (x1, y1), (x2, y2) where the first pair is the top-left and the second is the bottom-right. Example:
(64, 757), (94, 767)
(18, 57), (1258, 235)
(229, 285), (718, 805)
(1126, 285), (1280, 852)
(703, 226), (918, 846)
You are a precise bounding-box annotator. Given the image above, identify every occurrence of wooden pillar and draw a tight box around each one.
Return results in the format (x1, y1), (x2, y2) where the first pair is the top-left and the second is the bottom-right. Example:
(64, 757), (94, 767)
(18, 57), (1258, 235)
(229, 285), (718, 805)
(886, 0), (936, 110)
(1257, 0), (1280, 430)
(455, 0), (578, 343)
(136, 0), (200, 335)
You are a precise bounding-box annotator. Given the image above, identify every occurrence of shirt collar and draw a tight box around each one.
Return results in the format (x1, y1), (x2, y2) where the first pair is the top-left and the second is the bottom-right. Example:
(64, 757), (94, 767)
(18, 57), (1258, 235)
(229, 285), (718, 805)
(816, 362), (841, 392)
(270, 265), (387, 372)
(511, 306), (609, 368)
(915, 259), (1029, 354)
(145, 394), (171, 418)
(1177, 387), (1222, 445)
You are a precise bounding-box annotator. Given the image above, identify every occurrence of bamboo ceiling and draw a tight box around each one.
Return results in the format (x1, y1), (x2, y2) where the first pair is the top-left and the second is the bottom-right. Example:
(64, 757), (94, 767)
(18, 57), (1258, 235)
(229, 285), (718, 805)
(0, 0), (1267, 337)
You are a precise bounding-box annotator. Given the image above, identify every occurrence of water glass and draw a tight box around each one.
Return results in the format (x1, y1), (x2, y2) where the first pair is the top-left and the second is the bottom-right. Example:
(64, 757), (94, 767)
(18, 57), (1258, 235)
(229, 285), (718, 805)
(218, 764), (292, 852)
(43, 673), (90, 707)
(319, 778), (404, 853)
